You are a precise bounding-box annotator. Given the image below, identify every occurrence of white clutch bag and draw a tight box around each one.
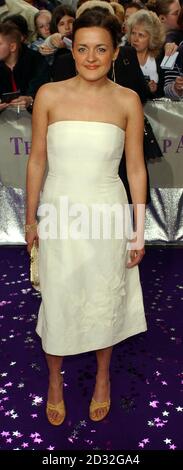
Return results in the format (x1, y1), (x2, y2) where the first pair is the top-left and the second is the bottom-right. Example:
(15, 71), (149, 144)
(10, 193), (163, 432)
(160, 51), (179, 69)
(30, 242), (41, 292)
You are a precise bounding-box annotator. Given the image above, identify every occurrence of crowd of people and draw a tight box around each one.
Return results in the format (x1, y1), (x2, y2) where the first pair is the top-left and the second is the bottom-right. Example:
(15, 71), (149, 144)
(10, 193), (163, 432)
(0, 0), (183, 114)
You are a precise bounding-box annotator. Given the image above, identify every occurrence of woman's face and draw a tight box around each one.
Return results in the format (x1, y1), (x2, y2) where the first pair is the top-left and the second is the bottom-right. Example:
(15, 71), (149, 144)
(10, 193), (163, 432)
(130, 24), (150, 53)
(72, 27), (118, 82)
(36, 13), (51, 39)
(162, 0), (181, 30)
(57, 15), (74, 37)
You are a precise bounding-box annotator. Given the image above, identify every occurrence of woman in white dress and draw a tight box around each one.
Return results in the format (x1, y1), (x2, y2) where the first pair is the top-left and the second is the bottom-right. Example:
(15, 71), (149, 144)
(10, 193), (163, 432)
(25, 5), (147, 426)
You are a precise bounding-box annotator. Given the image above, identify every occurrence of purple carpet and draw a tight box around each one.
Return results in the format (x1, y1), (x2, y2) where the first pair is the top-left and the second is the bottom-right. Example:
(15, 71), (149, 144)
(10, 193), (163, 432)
(0, 246), (182, 451)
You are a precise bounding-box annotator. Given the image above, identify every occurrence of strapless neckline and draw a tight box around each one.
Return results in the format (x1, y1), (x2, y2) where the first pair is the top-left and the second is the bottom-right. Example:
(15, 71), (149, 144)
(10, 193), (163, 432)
(48, 120), (125, 134)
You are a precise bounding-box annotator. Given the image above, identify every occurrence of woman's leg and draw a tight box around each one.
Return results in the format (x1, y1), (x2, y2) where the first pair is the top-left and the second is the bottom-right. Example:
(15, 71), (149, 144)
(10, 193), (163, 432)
(46, 353), (64, 424)
(90, 346), (112, 420)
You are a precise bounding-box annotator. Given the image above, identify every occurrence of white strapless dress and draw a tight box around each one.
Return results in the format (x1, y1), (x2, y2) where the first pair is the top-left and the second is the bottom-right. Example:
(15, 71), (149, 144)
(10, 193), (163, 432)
(36, 121), (147, 355)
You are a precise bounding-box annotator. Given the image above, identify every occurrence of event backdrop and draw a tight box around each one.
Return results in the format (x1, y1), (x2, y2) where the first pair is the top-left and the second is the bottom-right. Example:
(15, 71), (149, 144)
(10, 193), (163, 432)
(0, 101), (182, 244)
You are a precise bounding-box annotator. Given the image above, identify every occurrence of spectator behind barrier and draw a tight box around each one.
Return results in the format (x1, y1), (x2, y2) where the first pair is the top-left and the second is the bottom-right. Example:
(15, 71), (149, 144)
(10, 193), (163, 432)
(147, 0), (183, 44)
(164, 39), (183, 99)
(33, 9), (51, 41)
(121, 1), (145, 46)
(127, 9), (165, 97)
(0, 0), (38, 41)
(3, 13), (29, 42)
(38, 4), (75, 71)
(30, 9), (52, 58)
(0, 23), (50, 113)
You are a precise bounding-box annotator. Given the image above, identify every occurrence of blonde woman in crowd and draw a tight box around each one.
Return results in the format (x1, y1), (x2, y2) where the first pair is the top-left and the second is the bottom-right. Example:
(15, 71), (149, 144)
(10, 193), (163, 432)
(30, 9), (52, 52)
(127, 9), (165, 95)
(121, 1), (143, 46)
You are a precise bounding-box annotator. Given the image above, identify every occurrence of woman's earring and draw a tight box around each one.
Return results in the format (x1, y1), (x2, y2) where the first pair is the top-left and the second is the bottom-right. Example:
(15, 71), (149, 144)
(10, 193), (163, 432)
(112, 60), (116, 83)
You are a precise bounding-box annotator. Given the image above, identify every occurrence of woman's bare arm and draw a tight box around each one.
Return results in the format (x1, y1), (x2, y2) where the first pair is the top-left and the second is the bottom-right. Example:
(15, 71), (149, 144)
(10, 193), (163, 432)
(26, 85), (49, 225)
(124, 92), (147, 266)
(26, 84), (52, 252)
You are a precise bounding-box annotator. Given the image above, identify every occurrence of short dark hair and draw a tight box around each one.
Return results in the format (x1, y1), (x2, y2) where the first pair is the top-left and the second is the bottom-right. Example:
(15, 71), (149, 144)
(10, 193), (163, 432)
(2, 14), (29, 38)
(50, 5), (75, 34)
(0, 23), (22, 46)
(72, 7), (122, 49)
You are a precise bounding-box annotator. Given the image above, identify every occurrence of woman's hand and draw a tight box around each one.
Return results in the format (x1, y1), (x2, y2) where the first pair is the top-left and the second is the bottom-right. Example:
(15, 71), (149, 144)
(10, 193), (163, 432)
(10, 96), (33, 109)
(0, 102), (9, 111)
(50, 33), (65, 48)
(164, 42), (178, 56)
(25, 226), (39, 254)
(174, 76), (183, 94)
(39, 44), (54, 55)
(148, 80), (157, 93)
(39, 34), (65, 54)
(127, 247), (145, 268)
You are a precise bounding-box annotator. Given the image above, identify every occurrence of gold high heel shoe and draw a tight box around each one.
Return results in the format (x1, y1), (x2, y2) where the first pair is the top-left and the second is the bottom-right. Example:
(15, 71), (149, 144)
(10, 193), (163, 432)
(46, 399), (66, 426)
(46, 376), (66, 426)
(89, 398), (111, 422)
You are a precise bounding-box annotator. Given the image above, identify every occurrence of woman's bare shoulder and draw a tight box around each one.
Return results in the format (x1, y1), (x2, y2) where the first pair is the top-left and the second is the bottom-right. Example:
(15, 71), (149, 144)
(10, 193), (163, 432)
(114, 84), (143, 120)
(35, 79), (75, 101)
(114, 82), (141, 104)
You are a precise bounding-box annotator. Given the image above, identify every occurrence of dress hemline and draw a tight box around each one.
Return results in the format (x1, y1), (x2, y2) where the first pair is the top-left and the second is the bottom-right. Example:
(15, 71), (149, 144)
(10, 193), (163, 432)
(36, 323), (147, 356)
